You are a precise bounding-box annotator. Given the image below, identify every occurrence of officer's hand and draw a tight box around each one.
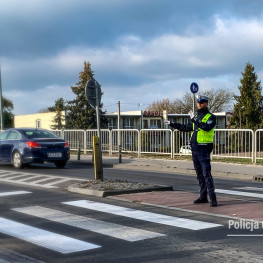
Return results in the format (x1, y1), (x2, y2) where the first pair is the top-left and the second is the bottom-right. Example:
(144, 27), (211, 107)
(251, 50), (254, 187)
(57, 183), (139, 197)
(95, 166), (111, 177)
(164, 120), (170, 125)
(188, 110), (194, 119)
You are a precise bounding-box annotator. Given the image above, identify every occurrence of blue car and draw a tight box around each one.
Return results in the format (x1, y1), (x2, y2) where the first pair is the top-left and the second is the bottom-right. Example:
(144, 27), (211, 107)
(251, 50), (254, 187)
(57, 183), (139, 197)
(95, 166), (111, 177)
(0, 128), (70, 168)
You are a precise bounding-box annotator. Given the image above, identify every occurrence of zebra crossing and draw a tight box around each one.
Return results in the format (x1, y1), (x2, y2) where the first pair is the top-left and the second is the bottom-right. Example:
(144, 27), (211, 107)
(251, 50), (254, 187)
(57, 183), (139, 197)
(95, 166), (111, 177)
(0, 217), (100, 254)
(216, 188), (263, 198)
(63, 200), (222, 230)
(1, 186), (262, 255)
(0, 190), (31, 197)
(0, 190), (223, 255)
(0, 170), (84, 189)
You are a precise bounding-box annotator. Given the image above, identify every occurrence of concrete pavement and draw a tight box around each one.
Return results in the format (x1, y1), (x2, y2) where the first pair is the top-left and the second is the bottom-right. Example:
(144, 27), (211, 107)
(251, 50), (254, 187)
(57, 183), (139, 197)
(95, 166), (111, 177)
(1, 155), (262, 261)
(111, 190), (263, 222)
(70, 154), (263, 181)
(69, 155), (263, 223)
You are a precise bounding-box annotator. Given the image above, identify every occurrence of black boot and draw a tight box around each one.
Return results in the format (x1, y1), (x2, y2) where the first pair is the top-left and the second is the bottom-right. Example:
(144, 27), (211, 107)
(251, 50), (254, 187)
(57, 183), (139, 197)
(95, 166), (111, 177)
(210, 199), (218, 207)
(193, 197), (208, 204)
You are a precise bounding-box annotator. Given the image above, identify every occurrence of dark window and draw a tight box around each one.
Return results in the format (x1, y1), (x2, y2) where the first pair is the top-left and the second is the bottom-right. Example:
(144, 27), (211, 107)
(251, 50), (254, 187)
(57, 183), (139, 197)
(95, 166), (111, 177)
(7, 131), (21, 140)
(22, 130), (58, 139)
(0, 131), (9, 141)
(123, 118), (134, 129)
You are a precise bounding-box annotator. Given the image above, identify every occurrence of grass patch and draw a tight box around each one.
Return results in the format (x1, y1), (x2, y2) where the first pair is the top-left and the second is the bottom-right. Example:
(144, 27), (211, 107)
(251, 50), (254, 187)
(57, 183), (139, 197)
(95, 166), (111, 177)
(211, 157), (253, 164)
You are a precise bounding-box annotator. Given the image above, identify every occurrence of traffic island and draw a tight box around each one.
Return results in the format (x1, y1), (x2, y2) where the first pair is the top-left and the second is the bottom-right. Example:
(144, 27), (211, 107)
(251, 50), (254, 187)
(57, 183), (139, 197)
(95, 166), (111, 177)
(67, 180), (173, 198)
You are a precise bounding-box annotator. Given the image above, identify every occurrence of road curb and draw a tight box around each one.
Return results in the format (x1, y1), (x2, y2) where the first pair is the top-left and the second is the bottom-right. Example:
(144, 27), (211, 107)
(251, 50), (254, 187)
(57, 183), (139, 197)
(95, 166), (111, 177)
(67, 183), (173, 198)
(113, 164), (254, 181)
(68, 160), (113, 168)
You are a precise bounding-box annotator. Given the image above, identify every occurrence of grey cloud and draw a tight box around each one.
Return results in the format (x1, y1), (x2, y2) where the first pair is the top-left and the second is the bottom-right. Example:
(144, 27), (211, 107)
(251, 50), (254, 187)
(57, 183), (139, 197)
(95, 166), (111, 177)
(1, 0), (263, 114)
(2, 0), (262, 59)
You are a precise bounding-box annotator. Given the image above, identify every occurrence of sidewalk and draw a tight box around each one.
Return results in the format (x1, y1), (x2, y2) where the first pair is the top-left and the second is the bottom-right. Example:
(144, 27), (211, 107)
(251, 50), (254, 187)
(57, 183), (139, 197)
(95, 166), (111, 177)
(70, 155), (263, 222)
(70, 155), (263, 181)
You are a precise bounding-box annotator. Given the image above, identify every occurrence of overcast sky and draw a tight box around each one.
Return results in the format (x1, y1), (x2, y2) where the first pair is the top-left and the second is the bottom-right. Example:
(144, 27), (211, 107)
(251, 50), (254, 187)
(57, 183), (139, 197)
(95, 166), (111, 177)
(1, 0), (263, 115)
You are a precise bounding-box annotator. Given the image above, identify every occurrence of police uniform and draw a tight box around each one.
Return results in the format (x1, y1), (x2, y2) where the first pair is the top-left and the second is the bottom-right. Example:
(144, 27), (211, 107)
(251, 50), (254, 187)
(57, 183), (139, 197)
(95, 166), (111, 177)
(168, 95), (217, 207)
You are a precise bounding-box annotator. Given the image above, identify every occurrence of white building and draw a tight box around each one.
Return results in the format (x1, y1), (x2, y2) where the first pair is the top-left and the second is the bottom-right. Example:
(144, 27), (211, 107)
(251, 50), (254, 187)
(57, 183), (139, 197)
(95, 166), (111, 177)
(105, 110), (229, 130)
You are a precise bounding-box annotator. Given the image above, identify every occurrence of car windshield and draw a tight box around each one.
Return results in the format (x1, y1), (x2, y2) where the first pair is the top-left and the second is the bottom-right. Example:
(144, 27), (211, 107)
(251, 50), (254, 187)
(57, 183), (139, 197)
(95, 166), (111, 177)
(22, 130), (58, 139)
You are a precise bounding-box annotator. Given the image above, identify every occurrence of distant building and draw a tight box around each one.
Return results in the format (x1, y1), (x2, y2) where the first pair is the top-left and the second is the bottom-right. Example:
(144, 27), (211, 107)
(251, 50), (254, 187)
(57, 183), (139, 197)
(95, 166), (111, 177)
(105, 110), (229, 130)
(14, 111), (66, 130)
(14, 110), (229, 130)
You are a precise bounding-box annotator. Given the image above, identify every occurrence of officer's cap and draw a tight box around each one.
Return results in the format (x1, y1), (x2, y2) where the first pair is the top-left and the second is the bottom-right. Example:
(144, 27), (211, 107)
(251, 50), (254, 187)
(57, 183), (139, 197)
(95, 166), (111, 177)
(196, 94), (209, 103)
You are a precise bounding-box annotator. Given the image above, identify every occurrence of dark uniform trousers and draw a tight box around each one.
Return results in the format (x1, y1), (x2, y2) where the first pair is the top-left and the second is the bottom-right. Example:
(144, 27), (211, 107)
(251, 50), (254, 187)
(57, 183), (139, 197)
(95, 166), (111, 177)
(192, 148), (216, 201)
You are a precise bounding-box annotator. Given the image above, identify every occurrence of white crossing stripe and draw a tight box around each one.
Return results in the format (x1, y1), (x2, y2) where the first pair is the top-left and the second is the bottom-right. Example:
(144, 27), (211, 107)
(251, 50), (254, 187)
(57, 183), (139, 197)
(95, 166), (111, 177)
(15, 175), (44, 182)
(0, 172), (20, 178)
(0, 191), (31, 197)
(2, 174), (29, 180)
(0, 169), (84, 189)
(44, 178), (72, 186)
(63, 200), (223, 230)
(29, 177), (57, 184)
(0, 177), (57, 189)
(0, 217), (100, 254)
(234, 187), (263, 192)
(216, 189), (263, 198)
(13, 206), (165, 242)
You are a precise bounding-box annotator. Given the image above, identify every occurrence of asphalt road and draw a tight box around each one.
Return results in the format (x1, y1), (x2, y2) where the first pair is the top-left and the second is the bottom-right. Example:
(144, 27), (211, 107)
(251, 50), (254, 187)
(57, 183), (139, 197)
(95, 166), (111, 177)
(0, 161), (262, 263)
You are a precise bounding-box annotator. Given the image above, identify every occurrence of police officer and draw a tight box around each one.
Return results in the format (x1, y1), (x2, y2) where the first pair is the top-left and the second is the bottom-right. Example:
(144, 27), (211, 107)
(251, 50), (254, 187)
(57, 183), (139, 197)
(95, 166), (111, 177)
(165, 95), (217, 207)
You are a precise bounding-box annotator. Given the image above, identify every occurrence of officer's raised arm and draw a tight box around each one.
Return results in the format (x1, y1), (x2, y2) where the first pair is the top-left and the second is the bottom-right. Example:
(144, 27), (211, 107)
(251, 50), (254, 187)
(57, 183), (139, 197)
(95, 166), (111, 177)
(191, 113), (216, 131)
(165, 119), (192, 132)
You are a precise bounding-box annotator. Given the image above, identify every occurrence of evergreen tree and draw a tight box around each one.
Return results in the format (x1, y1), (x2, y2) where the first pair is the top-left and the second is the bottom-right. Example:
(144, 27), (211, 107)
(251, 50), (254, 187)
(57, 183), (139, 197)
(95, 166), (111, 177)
(229, 62), (263, 130)
(2, 96), (14, 128)
(50, 97), (66, 130)
(66, 61), (107, 129)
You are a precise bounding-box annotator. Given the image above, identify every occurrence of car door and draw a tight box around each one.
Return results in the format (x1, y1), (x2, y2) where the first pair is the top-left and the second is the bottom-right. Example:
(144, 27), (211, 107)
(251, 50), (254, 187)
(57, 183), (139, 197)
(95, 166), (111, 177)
(4, 131), (21, 161)
(0, 131), (10, 161)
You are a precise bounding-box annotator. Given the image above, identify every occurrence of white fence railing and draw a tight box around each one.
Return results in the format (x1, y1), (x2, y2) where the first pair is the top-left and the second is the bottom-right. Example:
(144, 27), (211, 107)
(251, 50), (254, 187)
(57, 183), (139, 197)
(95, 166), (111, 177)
(2, 128), (263, 163)
(111, 129), (139, 154)
(140, 129), (173, 157)
(255, 129), (263, 162)
(213, 129), (254, 161)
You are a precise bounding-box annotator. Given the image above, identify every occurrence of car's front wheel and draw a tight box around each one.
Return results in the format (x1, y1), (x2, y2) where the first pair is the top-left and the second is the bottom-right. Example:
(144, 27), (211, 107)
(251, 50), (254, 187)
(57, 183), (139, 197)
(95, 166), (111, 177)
(55, 160), (67, 169)
(12, 151), (24, 169)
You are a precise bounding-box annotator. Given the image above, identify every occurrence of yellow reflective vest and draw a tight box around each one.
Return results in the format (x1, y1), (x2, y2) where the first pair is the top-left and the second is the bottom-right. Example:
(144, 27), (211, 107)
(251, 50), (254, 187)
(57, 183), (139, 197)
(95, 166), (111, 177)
(192, 113), (214, 143)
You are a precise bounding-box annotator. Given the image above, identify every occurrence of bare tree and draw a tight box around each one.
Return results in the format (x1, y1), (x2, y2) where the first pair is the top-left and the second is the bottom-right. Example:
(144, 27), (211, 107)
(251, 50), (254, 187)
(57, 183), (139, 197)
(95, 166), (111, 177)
(203, 88), (233, 113)
(145, 98), (177, 113)
(37, 107), (50, 113)
(146, 88), (233, 113)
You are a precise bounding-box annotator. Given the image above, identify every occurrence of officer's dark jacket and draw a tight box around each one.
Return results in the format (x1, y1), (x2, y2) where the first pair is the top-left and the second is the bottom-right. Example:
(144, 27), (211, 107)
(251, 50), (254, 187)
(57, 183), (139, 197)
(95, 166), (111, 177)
(169, 107), (216, 152)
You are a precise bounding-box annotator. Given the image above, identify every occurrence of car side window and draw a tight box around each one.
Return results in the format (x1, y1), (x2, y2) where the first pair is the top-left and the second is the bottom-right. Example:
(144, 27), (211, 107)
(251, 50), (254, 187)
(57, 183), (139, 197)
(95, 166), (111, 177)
(0, 131), (9, 141)
(7, 131), (21, 140)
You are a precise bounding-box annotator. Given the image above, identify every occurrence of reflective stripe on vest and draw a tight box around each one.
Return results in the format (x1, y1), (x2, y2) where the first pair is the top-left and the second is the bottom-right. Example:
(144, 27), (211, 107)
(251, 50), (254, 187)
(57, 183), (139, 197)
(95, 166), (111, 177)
(191, 113), (214, 144)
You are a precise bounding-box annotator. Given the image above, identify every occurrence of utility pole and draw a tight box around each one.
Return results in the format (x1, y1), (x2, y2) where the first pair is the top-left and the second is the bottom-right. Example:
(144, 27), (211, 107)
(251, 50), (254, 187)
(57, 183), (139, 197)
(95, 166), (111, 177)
(117, 101), (122, 163)
(0, 65), (3, 130)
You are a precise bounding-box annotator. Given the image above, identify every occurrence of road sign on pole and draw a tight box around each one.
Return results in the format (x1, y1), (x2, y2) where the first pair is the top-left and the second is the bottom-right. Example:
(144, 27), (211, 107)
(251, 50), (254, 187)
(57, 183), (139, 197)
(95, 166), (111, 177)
(190, 82), (199, 115)
(85, 77), (103, 181)
(190, 82), (199, 94)
(85, 78), (102, 109)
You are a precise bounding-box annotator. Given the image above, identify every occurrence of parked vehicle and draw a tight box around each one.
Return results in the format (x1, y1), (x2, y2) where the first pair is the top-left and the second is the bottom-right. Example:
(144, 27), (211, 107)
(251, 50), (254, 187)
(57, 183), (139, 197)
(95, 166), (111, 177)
(0, 128), (70, 168)
(179, 145), (192, 155)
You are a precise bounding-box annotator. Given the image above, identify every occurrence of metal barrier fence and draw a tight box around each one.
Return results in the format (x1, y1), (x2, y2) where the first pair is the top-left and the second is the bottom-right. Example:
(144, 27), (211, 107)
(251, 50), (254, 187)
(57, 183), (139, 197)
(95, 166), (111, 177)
(111, 129), (139, 155)
(140, 129), (172, 157)
(255, 129), (263, 162)
(85, 129), (111, 154)
(63, 130), (85, 151)
(1, 128), (263, 163)
(173, 130), (191, 157)
(213, 129), (254, 161)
